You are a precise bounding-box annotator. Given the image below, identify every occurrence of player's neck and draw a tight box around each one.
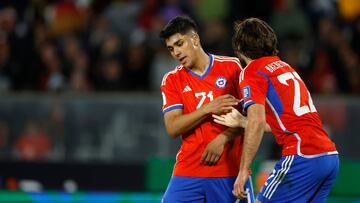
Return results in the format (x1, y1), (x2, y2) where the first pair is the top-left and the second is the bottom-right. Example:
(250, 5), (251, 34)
(240, 54), (253, 66)
(189, 49), (210, 75)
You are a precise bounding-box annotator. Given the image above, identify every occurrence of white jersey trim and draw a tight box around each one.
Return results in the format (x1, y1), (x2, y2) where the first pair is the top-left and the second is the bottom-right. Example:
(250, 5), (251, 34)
(161, 65), (183, 86)
(213, 55), (243, 70)
(266, 98), (338, 158)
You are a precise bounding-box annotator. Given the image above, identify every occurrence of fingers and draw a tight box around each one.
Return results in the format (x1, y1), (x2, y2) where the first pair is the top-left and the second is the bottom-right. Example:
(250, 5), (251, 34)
(213, 118), (228, 126)
(212, 113), (237, 128)
(200, 150), (208, 164)
(201, 149), (221, 165)
(217, 94), (236, 100)
(212, 154), (220, 164)
(203, 153), (218, 165)
(232, 185), (247, 199)
(212, 115), (227, 125)
(208, 153), (217, 165)
(216, 95), (239, 105)
(212, 114), (223, 120)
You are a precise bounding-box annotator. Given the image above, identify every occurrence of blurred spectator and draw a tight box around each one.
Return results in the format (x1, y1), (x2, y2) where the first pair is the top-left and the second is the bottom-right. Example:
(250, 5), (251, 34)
(202, 20), (233, 55)
(337, 0), (360, 22)
(15, 121), (52, 161)
(0, 35), (12, 91)
(100, 32), (124, 59)
(68, 51), (92, 92)
(45, 0), (87, 37)
(138, 0), (160, 32)
(192, 0), (229, 22)
(103, 0), (141, 40)
(123, 43), (152, 91)
(0, 0), (356, 94)
(95, 58), (125, 91)
(38, 42), (66, 91)
(158, 0), (185, 22)
(270, 0), (311, 39)
(0, 121), (10, 158)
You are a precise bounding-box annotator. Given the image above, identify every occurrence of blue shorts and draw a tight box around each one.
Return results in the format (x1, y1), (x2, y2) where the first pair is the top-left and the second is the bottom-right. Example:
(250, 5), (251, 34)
(162, 176), (254, 203)
(257, 154), (339, 203)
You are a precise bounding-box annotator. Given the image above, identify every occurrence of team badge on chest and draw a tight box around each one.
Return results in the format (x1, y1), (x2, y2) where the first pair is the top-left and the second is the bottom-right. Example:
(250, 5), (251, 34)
(215, 77), (227, 88)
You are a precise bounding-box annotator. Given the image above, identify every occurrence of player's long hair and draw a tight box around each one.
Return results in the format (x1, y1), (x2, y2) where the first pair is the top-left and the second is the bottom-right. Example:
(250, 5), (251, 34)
(232, 18), (279, 59)
(159, 15), (198, 40)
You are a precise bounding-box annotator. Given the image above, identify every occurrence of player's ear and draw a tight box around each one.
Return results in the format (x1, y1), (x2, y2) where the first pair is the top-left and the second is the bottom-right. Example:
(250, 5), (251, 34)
(192, 33), (200, 47)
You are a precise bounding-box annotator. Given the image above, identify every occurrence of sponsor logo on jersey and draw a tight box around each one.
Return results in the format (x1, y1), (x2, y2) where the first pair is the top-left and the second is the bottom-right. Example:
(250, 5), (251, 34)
(215, 77), (227, 88)
(243, 86), (250, 99)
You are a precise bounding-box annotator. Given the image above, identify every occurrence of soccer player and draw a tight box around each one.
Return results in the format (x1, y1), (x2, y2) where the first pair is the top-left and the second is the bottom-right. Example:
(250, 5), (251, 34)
(159, 16), (255, 202)
(214, 18), (339, 202)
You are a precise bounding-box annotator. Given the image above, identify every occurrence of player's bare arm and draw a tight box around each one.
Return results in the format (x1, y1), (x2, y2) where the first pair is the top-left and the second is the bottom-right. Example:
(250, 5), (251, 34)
(212, 107), (272, 132)
(164, 94), (238, 138)
(201, 127), (243, 165)
(233, 104), (266, 199)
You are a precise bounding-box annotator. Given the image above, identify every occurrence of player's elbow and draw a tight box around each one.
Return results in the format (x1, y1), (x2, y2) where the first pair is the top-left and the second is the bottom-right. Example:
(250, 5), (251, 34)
(166, 128), (180, 139)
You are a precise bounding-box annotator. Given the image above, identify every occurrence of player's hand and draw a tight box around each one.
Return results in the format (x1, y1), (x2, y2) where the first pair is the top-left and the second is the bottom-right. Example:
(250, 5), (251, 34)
(200, 134), (227, 165)
(212, 107), (247, 128)
(202, 94), (239, 115)
(233, 170), (249, 199)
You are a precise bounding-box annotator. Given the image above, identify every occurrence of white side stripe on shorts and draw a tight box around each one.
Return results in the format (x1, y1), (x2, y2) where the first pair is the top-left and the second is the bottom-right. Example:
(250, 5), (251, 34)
(267, 155), (294, 199)
(262, 156), (290, 197)
(263, 155), (294, 199)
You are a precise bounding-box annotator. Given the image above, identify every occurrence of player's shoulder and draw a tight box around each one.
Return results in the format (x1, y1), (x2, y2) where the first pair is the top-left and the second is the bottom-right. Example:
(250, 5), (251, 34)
(161, 65), (185, 86)
(212, 54), (242, 69)
(213, 54), (240, 62)
(239, 58), (265, 82)
(242, 56), (282, 76)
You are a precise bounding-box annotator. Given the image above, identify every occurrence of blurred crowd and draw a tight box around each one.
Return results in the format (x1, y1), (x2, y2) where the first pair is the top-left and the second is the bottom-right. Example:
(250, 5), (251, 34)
(0, 0), (359, 94)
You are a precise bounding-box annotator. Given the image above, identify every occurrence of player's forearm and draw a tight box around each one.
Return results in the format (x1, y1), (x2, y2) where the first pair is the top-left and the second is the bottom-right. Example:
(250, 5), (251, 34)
(240, 119), (265, 171)
(242, 119), (271, 133)
(239, 104), (266, 171)
(165, 108), (208, 138)
(219, 127), (243, 142)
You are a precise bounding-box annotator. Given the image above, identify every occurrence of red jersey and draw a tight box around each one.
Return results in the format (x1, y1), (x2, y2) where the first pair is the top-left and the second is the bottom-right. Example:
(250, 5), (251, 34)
(161, 54), (243, 177)
(240, 56), (337, 157)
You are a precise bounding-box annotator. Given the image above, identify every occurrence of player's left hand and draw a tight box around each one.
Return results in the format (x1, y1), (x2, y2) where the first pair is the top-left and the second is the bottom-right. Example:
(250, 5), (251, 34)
(213, 107), (247, 128)
(233, 169), (249, 199)
(200, 134), (227, 165)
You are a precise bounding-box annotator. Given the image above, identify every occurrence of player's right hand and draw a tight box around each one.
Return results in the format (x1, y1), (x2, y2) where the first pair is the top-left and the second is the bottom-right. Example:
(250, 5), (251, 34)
(202, 94), (239, 115)
(233, 170), (249, 199)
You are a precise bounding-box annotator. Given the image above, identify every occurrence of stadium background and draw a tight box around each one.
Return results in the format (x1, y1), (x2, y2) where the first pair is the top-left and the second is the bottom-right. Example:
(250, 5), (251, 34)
(0, 0), (359, 202)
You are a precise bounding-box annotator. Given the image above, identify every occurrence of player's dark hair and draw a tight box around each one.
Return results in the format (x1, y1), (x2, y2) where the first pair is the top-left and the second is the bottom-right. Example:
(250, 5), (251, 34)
(159, 15), (198, 40)
(232, 18), (279, 59)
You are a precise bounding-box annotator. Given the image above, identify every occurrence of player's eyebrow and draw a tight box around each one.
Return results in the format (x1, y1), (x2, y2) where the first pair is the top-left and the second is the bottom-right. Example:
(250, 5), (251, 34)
(167, 39), (183, 50)
(174, 39), (183, 46)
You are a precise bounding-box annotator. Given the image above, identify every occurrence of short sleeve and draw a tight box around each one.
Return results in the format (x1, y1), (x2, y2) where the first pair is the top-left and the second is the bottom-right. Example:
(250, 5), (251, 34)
(231, 59), (242, 100)
(161, 73), (184, 113)
(239, 69), (268, 112)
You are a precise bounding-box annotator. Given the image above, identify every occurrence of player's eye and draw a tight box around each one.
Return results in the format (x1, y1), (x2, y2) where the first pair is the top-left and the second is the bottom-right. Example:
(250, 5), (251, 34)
(175, 40), (183, 47)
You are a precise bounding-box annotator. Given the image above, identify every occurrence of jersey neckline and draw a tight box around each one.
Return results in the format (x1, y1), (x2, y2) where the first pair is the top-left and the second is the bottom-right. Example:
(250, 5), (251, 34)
(185, 54), (214, 79)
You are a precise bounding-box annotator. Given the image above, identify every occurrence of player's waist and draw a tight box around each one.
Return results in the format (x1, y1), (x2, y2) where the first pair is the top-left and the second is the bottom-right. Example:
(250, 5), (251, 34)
(282, 146), (338, 157)
(173, 163), (240, 177)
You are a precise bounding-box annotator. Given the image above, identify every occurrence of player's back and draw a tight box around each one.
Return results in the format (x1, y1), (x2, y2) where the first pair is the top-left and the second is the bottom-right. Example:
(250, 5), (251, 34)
(243, 56), (337, 157)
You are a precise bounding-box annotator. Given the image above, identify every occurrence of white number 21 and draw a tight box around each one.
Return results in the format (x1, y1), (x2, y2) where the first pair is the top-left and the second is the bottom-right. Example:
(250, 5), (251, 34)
(277, 72), (316, 116)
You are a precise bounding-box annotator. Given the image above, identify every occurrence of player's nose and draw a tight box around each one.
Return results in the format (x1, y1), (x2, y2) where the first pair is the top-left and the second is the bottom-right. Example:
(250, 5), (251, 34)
(174, 47), (181, 57)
